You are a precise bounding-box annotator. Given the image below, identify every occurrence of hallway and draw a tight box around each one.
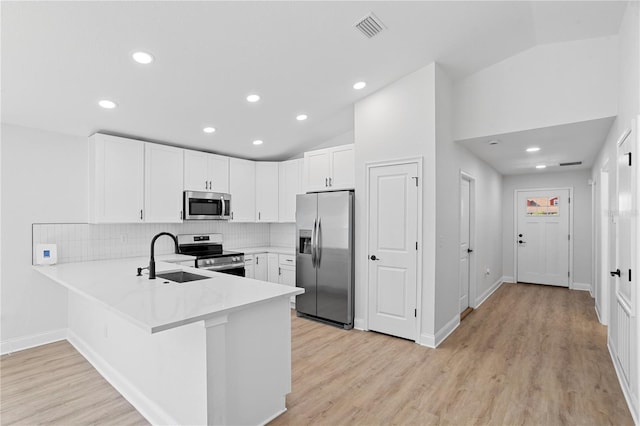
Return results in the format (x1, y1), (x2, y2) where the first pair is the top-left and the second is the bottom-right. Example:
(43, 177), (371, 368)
(273, 282), (632, 425)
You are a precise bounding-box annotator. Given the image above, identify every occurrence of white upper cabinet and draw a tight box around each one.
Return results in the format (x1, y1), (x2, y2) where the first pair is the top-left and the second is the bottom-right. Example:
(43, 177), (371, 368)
(89, 134), (145, 223)
(255, 162), (279, 222)
(229, 158), (256, 222)
(303, 144), (354, 192)
(278, 158), (303, 222)
(184, 150), (229, 193)
(144, 143), (184, 223)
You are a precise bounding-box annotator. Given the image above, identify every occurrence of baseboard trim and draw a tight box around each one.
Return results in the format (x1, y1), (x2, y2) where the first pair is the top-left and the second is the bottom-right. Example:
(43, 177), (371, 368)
(1, 328), (67, 355)
(595, 303), (604, 325)
(435, 314), (460, 347)
(418, 332), (435, 348)
(572, 282), (591, 292)
(474, 276), (505, 309)
(502, 276), (515, 283)
(354, 317), (367, 331)
(608, 340), (639, 425)
(67, 329), (179, 426)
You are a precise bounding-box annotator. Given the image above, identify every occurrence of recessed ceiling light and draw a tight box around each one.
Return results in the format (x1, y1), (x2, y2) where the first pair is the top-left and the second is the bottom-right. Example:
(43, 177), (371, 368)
(98, 99), (117, 109)
(253, 140), (263, 145)
(536, 164), (546, 169)
(246, 94), (260, 103)
(203, 127), (216, 134)
(132, 51), (154, 64)
(526, 147), (541, 152)
(296, 114), (308, 121)
(353, 81), (367, 90)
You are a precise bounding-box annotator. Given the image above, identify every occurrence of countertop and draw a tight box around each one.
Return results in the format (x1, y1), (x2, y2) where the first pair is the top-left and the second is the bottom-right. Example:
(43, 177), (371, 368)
(236, 246), (295, 256)
(34, 257), (303, 334)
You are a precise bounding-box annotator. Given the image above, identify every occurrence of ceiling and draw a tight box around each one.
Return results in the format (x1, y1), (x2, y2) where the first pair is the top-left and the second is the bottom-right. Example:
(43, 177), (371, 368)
(457, 116), (616, 175)
(1, 1), (627, 161)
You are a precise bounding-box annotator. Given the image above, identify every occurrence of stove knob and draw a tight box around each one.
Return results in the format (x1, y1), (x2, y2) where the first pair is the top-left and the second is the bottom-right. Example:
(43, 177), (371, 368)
(207, 259), (213, 266)
(233, 257), (238, 262)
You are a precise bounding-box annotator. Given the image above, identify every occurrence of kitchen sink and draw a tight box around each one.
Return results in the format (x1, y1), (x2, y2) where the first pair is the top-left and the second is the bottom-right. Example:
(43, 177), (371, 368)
(156, 271), (210, 283)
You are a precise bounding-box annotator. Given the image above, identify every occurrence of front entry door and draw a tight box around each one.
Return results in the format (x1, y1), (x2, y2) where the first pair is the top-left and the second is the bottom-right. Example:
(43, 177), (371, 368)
(516, 189), (570, 287)
(367, 162), (419, 340)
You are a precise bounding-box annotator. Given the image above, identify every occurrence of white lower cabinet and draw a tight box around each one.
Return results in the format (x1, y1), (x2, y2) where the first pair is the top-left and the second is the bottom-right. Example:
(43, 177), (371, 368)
(278, 254), (296, 307)
(244, 255), (255, 279)
(267, 253), (279, 283)
(254, 253), (268, 281)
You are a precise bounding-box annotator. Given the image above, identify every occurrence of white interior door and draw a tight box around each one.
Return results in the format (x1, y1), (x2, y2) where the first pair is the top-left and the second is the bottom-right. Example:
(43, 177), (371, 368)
(516, 189), (570, 287)
(598, 168), (610, 325)
(613, 123), (636, 386)
(367, 162), (419, 341)
(459, 178), (471, 313)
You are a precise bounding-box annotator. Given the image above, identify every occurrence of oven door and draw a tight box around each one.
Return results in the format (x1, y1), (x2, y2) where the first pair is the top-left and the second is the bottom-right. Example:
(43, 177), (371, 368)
(201, 264), (246, 277)
(184, 191), (231, 220)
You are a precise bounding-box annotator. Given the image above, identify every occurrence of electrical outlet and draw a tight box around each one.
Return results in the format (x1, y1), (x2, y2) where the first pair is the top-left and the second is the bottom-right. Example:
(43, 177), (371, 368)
(485, 267), (491, 276)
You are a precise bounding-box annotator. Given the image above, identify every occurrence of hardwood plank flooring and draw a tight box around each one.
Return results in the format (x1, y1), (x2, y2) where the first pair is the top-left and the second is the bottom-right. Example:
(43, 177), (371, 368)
(0, 283), (632, 425)
(272, 283), (632, 425)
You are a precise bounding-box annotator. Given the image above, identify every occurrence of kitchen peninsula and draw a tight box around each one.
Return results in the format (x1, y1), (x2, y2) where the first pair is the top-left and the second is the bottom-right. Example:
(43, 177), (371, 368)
(35, 257), (303, 426)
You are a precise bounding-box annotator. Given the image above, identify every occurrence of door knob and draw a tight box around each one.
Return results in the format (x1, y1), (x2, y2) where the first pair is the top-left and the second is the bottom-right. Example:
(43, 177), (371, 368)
(467, 248), (473, 253)
(369, 255), (380, 261)
(610, 269), (621, 277)
(518, 240), (525, 244)
(519, 234), (523, 237)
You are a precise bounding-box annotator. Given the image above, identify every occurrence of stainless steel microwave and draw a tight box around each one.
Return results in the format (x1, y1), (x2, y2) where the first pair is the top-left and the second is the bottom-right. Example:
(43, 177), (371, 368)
(183, 191), (231, 220)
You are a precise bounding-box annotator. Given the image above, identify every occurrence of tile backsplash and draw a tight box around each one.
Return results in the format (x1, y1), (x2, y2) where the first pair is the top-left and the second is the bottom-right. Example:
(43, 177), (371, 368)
(270, 223), (296, 248)
(32, 221), (275, 265)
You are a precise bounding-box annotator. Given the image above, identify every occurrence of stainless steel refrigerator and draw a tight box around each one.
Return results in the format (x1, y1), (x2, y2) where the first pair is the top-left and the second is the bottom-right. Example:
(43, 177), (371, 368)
(296, 191), (354, 329)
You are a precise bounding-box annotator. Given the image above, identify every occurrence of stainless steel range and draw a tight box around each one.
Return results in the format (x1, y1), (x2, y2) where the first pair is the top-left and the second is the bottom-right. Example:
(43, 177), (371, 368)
(177, 234), (245, 276)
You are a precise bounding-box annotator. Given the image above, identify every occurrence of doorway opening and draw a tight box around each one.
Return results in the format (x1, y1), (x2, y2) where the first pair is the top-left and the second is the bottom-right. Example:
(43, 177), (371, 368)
(459, 171), (476, 320)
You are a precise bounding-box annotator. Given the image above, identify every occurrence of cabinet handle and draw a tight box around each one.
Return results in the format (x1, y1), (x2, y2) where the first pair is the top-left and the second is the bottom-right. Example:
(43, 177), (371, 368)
(329, 177), (332, 187)
(325, 178), (328, 187)
(256, 256), (259, 265)
(140, 209), (143, 220)
(205, 181), (208, 190)
(209, 180), (212, 190)
(259, 212), (261, 221)
(180, 210), (183, 220)
(279, 267), (282, 276)
(231, 211), (234, 220)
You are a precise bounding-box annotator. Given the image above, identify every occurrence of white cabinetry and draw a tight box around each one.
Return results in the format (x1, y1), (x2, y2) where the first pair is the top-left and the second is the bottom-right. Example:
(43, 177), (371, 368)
(254, 253), (268, 281)
(268, 253), (279, 283)
(229, 158), (256, 222)
(89, 134), (145, 223)
(278, 159), (303, 222)
(255, 162), (279, 222)
(144, 144), (184, 223)
(244, 255), (255, 279)
(303, 144), (354, 192)
(184, 150), (229, 192)
(278, 254), (296, 307)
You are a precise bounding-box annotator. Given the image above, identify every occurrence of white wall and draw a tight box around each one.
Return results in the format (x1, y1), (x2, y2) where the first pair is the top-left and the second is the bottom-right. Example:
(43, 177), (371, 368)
(354, 63), (437, 339)
(501, 170), (593, 287)
(435, 65), (504, 334)
(454, 36), (618, 141)
(1, 124), (87, 347)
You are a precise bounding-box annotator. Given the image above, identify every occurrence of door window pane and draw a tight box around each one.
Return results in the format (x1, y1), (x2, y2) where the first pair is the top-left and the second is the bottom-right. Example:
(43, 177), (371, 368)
(526, 196), (559, 216)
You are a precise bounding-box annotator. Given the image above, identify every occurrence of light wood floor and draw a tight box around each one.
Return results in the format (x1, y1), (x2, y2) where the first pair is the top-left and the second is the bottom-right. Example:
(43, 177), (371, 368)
(1, 283), (633, 425)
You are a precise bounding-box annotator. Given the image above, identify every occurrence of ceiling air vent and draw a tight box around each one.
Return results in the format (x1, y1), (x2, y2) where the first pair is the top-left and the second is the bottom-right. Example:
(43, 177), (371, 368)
(354, 13), (386, 39)
(559, 161), (583, 166)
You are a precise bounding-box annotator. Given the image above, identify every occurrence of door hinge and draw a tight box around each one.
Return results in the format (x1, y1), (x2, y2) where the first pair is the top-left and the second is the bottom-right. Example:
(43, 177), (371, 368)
(630, 269), (632, 282)
(568, 197), (571, 204)
(568, 271), (570, 278)
(568, 234), (570, 241)
(416, 241), (418, 250)
(414, 308), (417, 317)
(411, 176), (419, 187)
(627, 152), (632, 166)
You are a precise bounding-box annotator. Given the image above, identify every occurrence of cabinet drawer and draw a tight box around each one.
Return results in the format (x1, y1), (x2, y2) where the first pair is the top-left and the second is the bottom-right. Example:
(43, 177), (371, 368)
(279, 254), (295, 266)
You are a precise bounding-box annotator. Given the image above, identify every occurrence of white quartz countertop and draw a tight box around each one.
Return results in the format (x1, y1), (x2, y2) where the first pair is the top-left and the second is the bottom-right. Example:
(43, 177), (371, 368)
(34, 258), (303, 334)
(155, 253), (196, 263)
(237, 246), (295, 256)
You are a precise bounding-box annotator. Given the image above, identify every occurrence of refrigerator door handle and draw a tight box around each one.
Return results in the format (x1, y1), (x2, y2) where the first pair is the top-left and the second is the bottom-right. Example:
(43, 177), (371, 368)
(311, 218), (317, 267)
(316, 218), (322, 267)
